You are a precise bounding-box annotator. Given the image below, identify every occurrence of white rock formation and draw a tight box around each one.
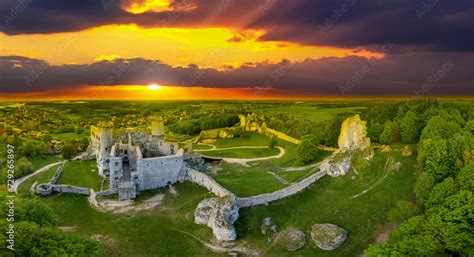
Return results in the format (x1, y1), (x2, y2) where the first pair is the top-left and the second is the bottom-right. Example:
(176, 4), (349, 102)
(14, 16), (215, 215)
(319, 155), (352, 177)
(194, 195), (239, 241)
(338, 114), (371, 151)
(321, 114), (374, 177)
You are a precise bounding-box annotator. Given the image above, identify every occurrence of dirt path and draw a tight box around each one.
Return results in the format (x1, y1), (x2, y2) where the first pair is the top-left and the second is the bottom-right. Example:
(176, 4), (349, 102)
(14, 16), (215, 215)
(284, 162), (321, 172)
(350, 158), (391, 199)
(195, 143), (217, 150)
(267, 171), (289, 185)
(89, 190), (166, 214)
(211, 146), (286, 166)
(13, 160), (66, 193)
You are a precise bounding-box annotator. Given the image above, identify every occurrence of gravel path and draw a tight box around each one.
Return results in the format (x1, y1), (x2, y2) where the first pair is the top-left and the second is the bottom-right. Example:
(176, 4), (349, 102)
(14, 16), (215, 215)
(13, 160), (66, 193)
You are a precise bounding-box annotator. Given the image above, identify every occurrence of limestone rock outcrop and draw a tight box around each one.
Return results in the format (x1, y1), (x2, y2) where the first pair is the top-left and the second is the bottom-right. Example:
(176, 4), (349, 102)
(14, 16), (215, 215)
(310, 223), (347, 251)
(195, 198), (219, 224)
(194, 195), (239, 241)
(402, 145), (413, 156)
(338, 114), (371, 151)
(320, 114), (374, 177)
(319, 154), (352, 177)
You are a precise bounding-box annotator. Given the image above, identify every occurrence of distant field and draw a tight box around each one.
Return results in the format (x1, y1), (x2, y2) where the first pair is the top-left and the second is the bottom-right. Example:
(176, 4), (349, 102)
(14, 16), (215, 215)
(56, 160), (102, 190)
(52, 132), (87, 141)
(254, 106), (366, 122)
(0, 102), (25, 109)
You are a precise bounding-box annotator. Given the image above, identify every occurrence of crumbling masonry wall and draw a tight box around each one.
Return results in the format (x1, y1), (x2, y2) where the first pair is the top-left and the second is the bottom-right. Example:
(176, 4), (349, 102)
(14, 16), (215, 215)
(236, 170), (327, 208)
(186, 168), (232, 197)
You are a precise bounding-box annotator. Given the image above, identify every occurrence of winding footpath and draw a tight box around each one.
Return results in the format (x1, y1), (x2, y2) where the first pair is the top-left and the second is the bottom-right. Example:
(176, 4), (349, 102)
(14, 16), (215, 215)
(197, 146), (286, 166)
(13, 160), (66, 193)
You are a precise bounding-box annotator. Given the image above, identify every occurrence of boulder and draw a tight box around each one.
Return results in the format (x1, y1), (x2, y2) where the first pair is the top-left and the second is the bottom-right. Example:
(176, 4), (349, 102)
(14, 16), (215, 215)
(261, 217), (277, 235)
(402, 145), (413, 156)
(338, 114), (371, 151)
(310, 223), (347, 251)
(379, 145), (392, 153)
(284, 229), (306, 252)
(195, 195), (240, 241)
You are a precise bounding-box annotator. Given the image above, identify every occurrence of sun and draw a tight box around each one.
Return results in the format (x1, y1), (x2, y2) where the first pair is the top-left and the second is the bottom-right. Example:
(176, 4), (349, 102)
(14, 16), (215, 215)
(148, 84), (161, 90)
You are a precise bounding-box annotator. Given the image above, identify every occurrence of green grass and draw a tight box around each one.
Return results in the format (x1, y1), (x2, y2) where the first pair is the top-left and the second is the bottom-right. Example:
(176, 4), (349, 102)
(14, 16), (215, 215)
(193, 144), (214, 150)
(39, 183), (226, 256)
(17, 173), (42, 196)
(37, 166), (59, 184)
(199, 147), (280, 158)
(211, 132), (274, 148)
(56, 160), (102, 190)
(52, 132), (87, 141)
(278, 168), (319, 183)
(210, 162), (286, 197)
(235, 150), (416, 256)
(31, 155), (62, 171)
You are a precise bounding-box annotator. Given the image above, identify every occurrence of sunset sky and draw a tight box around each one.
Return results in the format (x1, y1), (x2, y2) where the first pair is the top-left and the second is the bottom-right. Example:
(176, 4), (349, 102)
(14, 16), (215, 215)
(0, 0), (473, 100)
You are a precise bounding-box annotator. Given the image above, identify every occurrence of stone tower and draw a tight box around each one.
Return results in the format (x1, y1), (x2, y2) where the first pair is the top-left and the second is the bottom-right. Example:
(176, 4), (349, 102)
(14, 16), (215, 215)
(151, 116), (165, 138)
(97, 126), (113, 176)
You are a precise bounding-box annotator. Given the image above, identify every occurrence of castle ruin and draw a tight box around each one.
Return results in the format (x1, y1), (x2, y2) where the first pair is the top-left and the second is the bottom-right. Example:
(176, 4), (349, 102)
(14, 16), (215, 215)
(90, 117), (191, 201)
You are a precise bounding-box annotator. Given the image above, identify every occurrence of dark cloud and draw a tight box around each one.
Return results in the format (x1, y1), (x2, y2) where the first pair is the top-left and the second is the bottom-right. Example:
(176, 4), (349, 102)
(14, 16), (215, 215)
(0, 0), (473, 52)
(1, 53), (472, 95)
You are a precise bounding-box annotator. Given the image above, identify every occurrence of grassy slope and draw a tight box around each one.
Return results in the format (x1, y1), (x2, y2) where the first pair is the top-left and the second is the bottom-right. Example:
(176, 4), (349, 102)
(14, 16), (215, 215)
(34, 147), (415, 256)
(37, 166), (59, 184)
(236, 149), (416, 256)
(39, 183), (226, 256)
(199, 147), (280, 158)
(56, 160), (102, 190)
(31, 155), (62, 170)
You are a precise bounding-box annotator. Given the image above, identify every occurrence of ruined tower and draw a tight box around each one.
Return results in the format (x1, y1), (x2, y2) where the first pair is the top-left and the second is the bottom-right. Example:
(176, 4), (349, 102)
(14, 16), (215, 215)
(151, 116), (165, 138)
(93, 123), (113, 176)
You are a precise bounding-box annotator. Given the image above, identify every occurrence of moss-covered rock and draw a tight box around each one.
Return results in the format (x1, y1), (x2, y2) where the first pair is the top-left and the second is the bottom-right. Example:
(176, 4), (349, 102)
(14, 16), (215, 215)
(310, 223), (347, 250)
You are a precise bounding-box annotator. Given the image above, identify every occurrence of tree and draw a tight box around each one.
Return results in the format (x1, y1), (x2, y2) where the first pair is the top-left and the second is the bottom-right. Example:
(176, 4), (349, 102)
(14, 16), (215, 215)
(414, 172), (436, 205)
(379, 121), (393, 144)
(388, 200), (418, 222)
(400, 111), (419, 143)
(420, 115), (461, 141)
(456, 163), (474, 192)
(296, 134), (320, 164)
(367, 122), (384, 143)
(425, 177), (458, 208)
(268, 137), (277, 148)
(61, 143), (77, 160)
(423, 139), (451, 181)
(16, 157), (33, 177)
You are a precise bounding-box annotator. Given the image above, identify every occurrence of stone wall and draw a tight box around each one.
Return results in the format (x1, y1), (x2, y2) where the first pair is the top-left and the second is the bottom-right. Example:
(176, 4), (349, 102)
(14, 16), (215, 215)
(186, 168), (232, 197)
(236, 170), (326, 208)
(265, 127), (301, 145)
(137, 154), (185, 190)
(52, 185), (90, 195)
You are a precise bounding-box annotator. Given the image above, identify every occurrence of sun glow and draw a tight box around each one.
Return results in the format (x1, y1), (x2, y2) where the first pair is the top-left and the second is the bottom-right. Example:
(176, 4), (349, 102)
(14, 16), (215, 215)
(148, 84), (161, 90)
